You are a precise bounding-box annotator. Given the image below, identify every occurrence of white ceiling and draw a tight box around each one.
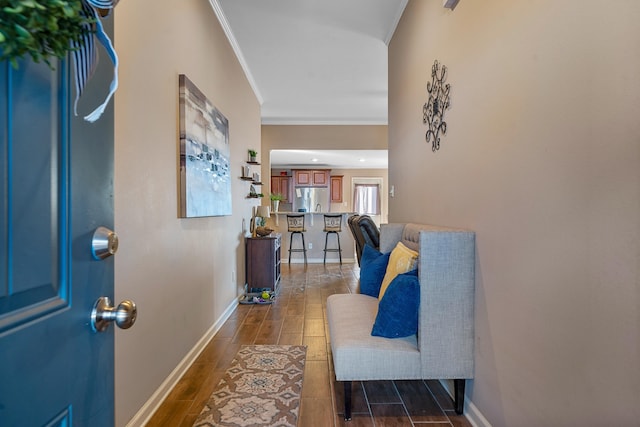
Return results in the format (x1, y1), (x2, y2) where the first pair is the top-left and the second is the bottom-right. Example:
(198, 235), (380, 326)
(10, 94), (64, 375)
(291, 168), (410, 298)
(270, 149), (388, 169)
(212, 0), (408, 125)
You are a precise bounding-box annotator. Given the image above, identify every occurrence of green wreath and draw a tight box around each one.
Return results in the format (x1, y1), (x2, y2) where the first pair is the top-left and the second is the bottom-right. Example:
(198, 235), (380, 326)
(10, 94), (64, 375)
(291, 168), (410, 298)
(0, 0), (95, 69)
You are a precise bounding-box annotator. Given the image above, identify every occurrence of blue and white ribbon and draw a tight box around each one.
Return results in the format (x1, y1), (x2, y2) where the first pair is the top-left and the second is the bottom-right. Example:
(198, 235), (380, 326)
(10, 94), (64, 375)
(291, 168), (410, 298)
(71, 0), (120, 123)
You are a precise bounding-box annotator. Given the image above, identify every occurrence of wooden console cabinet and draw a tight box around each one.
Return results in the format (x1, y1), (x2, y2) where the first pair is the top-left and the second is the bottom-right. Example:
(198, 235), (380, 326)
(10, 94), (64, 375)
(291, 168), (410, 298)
(246, 234), (281, 291)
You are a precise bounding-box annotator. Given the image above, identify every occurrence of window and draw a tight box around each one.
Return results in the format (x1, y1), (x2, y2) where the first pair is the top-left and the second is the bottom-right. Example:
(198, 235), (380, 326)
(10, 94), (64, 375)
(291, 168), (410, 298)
(353, 184), (380, 215)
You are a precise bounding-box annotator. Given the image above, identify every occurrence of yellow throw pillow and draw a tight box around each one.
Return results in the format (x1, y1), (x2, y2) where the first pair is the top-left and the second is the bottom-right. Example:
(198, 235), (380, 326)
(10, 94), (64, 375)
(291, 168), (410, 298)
(378, 242), (419, 300)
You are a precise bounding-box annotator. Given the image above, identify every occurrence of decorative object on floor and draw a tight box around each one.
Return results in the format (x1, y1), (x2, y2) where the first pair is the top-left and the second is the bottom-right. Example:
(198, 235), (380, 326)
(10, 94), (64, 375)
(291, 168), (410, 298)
(193, 345), (306, 427)
(178, 74), (231, 218)
(238, 289), (276, 304)
(423, 60), (451, 152)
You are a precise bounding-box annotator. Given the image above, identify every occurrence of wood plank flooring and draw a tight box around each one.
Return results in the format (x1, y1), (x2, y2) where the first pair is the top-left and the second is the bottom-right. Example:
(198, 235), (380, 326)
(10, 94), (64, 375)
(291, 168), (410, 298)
(146, 263), (472, 427)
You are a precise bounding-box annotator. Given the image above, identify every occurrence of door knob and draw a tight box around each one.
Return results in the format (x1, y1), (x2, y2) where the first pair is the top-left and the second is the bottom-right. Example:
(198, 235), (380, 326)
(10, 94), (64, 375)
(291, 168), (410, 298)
(91, 297), (137, 332)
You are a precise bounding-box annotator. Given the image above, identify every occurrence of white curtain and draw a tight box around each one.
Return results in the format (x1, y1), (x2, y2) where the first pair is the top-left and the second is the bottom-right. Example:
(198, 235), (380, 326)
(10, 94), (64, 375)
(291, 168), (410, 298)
(353, 184), (380, 215)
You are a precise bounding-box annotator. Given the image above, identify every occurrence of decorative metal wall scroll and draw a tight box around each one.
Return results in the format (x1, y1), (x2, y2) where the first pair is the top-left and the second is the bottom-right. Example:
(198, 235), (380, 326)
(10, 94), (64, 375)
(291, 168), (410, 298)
(422, 60), (451, 152)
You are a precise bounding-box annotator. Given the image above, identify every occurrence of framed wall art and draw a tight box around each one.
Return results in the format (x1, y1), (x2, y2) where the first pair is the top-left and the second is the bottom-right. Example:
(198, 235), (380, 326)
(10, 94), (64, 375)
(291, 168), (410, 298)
(178, 74), (232, 217)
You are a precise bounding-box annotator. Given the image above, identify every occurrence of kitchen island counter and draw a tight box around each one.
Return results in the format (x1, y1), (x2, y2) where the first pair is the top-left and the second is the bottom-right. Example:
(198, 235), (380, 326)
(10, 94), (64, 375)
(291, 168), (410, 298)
(271, 211), (356, 227)
(265, 212), (356, 263)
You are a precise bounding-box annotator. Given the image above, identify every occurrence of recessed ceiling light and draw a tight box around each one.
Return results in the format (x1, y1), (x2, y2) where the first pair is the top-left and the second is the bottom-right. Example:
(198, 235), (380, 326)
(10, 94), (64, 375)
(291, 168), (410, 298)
(311, 158), (319, 162)
(358, 158), (365, 162)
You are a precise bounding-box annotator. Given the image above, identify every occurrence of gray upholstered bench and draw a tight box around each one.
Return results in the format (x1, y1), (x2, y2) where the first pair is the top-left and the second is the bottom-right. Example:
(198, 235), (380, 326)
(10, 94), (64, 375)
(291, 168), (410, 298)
(327, 223), (475, 420)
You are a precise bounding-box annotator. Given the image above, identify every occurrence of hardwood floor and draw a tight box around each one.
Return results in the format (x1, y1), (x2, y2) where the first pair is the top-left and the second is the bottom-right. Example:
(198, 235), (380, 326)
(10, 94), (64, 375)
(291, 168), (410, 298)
(146, 263), (472, 427)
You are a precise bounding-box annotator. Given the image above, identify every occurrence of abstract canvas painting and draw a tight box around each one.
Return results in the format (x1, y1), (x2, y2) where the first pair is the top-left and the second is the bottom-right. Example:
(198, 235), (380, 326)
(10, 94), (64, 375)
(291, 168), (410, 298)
(178, 75), (231, 217)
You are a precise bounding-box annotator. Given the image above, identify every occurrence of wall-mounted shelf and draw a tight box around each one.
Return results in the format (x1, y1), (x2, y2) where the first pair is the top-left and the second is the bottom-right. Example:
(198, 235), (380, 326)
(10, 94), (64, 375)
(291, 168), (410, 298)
(240, 177), (263, 185)
(241, 161), (263, 191)
(246, 183), (263, 199)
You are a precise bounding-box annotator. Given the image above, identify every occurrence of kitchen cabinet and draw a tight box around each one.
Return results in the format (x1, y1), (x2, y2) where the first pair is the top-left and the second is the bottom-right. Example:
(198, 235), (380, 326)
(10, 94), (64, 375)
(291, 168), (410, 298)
(312, 170), (329, 186)
(270, 176), (292, 202)
(294, 169), (330, 187)
(246, 234), (281, 291)
(330, 175), (343, 203)
(294, 170), (311, 185)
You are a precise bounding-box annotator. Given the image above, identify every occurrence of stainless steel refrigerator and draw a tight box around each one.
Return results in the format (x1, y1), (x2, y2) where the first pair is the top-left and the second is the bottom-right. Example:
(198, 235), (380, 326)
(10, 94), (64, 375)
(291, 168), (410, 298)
(293, 187), (330, 212)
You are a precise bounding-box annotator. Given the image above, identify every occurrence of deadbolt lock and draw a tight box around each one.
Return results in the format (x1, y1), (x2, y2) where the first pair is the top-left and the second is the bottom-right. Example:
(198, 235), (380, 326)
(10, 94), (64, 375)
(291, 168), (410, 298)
(92, 226), (119, 260)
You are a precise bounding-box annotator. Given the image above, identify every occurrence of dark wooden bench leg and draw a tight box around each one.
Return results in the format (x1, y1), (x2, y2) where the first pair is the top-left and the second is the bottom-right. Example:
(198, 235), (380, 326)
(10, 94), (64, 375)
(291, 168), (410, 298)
(454, 379), (465, 415)
(344, 381), (352, 421)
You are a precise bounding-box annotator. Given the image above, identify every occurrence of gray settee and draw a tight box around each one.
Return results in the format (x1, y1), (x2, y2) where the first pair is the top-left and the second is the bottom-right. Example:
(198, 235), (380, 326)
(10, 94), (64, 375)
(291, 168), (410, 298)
(327, 223), (475, 420)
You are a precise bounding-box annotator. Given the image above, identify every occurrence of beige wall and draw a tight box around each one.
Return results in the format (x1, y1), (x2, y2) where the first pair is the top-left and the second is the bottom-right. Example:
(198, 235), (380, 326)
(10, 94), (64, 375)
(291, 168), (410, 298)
(262, 125), (387, 152)
(113, 1), (261, 425)
(390, 1), (640, 426)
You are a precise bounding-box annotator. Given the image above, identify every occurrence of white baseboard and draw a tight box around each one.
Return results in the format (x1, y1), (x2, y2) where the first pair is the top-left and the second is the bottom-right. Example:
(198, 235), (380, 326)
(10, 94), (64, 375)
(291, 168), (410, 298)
(439, 380), (492, 427)
(125, 298), (238, 427)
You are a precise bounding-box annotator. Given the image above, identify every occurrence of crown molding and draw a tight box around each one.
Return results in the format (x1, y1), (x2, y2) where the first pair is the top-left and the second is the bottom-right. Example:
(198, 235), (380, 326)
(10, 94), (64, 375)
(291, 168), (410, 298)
(208, 0), (264, 105)
(384, 0), (409, 45)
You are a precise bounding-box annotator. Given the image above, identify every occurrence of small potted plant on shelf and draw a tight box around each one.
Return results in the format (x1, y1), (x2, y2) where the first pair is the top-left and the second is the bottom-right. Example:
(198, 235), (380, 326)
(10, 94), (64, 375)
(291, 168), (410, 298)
(248, 149), (258, 162)
(270, 193), (284, 212)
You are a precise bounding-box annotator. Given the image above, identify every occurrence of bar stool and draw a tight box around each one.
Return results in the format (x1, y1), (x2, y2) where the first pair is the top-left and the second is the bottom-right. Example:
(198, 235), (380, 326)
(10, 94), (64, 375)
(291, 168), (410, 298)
(287, 214), (307, 265)
(323, 214), (342, 265)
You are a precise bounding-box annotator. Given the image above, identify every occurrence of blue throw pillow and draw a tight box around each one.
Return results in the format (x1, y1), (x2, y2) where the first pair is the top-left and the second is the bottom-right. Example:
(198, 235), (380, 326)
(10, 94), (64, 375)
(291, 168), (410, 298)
(359, 244), (390, 298)
(371, 269), (419, 338)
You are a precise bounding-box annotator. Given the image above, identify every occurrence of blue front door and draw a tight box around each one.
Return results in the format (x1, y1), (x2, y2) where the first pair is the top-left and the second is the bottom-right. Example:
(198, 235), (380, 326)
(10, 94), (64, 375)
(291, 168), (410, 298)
(0, 21), (117, 426)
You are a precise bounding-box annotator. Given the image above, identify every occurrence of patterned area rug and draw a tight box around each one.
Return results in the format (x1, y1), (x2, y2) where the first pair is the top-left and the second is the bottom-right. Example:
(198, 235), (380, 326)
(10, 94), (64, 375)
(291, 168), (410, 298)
(193, 345), (307, 427)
